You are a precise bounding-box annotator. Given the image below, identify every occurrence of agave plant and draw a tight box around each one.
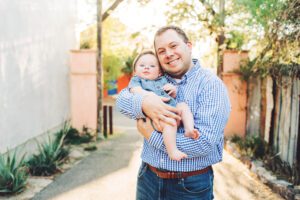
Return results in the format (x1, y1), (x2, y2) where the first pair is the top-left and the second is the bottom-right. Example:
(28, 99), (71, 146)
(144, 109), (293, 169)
(27, 129), (69, 176)
(0, 151), (28, 195)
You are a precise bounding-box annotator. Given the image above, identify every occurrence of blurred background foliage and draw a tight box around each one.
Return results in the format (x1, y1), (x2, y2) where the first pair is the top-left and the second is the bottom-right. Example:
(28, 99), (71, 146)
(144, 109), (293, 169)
(80, 0), (299, 86)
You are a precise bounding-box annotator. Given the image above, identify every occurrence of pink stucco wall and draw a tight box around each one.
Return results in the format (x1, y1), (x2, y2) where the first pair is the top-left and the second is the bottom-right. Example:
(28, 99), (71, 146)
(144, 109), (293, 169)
(70, 50), (97, 134)
(222, 50), (248, 138)
(223, 73), (247, 138)
(223, 50), (249, 73)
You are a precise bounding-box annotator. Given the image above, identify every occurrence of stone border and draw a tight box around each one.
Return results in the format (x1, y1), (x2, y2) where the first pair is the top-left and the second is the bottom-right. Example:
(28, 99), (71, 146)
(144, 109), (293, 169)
(225, 140), (300, 200)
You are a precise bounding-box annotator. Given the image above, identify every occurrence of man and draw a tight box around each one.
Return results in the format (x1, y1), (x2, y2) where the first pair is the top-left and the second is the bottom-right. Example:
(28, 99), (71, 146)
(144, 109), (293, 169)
(116, 25), (231, 200)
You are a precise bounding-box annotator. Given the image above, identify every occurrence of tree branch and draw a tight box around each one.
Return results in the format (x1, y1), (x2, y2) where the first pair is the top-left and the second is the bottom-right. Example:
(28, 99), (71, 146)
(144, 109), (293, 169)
(198, 0), (216, 16)
(102, 0), (124, 22)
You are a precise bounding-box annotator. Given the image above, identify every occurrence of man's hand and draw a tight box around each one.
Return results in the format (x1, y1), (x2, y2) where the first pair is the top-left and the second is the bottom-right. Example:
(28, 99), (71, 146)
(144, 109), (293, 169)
(163, 84), (177, 98)
(137, 118), (154, 140)
(142, 93), (180, 130)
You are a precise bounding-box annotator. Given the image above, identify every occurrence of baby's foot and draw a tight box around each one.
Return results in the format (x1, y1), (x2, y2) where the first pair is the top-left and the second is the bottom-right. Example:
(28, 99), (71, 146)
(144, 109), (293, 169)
(185, 129), (200, 139)
(169, 150), (188, 161)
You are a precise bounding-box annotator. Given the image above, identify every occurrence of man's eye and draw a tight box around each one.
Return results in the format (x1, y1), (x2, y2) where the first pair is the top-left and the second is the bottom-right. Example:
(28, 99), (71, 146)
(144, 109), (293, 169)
(158, 51), (165, 55)
(171, 44), (177, 48)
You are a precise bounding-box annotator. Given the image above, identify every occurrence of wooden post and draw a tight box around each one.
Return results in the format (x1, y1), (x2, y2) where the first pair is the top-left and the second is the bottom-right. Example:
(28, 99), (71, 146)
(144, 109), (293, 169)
(109, 106), (113, 135)
(96, 0), (103, 137)
(103, 105), (107, 138)
(217, 0), (225, 77)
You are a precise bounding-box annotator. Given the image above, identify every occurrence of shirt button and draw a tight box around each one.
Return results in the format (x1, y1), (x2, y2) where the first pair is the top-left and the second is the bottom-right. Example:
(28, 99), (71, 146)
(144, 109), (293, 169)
(161, 91), (164, 95)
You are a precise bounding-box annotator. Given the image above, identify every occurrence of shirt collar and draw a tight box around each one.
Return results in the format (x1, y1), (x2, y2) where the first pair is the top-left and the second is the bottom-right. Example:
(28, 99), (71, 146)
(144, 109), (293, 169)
(165, 59), (201, 85)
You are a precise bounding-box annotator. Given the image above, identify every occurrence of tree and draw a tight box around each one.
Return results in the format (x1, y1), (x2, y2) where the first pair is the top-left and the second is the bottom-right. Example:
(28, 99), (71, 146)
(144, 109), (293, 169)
(166, 0), (227, 75)
(95, 0), (152, 135)
(234, 0), (300, 78)
(102, 0), (150, 22)
(97, 0), (103, 136)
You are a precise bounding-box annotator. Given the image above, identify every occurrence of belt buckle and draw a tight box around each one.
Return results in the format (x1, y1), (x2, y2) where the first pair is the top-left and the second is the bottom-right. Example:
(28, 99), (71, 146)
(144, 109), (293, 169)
(177, 172), (182, 179)
(167, 171), (182, 179)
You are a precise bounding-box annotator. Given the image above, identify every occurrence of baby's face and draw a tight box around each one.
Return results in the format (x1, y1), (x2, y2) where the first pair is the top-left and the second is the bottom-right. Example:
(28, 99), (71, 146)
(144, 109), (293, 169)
(134, 54), (161, 80)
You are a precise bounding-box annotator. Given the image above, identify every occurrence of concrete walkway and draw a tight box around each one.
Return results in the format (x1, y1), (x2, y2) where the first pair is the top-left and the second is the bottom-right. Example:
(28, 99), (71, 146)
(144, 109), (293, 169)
(32, 101), (283, 200)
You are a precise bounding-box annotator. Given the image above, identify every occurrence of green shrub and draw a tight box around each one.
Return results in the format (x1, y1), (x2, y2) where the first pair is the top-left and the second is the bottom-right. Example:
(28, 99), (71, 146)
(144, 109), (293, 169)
(27, 129), (69, 176)
(61, 126), (94, 145)
(230, 135), (267, 159)
(0, 151), (28, 195)
(225, 31), (245, 50)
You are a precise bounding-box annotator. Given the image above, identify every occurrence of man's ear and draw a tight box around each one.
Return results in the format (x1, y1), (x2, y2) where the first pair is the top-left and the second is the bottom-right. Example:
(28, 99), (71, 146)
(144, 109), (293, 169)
(186, 42), (193, 50)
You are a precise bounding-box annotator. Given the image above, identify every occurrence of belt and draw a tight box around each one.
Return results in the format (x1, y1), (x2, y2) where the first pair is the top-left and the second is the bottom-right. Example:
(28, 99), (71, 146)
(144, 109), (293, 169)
(147, 164), (212, 179)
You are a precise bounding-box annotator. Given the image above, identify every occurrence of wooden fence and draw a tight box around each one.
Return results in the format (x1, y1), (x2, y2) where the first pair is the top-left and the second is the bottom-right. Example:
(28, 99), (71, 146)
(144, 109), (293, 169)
(247, 76), (300, 167)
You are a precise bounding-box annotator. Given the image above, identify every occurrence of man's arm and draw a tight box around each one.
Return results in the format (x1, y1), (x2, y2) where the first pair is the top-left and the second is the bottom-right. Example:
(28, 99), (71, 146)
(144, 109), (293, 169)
(139, 78), (231, 157)
(116, 88), (181, 129)
(116, 88), (145, 120)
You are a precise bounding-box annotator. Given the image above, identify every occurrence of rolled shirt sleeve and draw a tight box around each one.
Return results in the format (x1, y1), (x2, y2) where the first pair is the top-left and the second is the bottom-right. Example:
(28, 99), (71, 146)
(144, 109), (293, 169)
(116, 88), (146, 120)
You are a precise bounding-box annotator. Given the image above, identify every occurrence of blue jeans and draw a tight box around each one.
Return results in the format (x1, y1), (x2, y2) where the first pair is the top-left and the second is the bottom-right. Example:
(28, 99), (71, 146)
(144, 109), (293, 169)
(136, 162), (214, 200)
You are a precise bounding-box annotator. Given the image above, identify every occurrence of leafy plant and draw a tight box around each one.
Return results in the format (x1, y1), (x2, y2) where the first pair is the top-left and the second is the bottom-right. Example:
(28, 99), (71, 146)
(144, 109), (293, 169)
(235, 0), (299, 80)
(103, 53), (123, 89)
(0, 151), (28, 195)
(27, 128), (69, 176)
(61, 126), (94, 145)
(80, 41), (92, 49)
(231, 135), (300, 184)
(121, 56), (134, 75)
(225, 31), (245, 50)
(121, 50), (138, 75)
(230, 135), (267, 159)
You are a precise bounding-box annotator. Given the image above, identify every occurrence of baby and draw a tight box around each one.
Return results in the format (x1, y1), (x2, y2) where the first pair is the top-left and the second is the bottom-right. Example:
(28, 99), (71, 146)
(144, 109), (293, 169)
(128, 50), (199, 161)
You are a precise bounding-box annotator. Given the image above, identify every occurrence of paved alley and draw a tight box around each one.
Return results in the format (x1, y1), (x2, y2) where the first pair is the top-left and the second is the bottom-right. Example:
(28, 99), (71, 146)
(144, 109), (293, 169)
(32, 101), (284, 200)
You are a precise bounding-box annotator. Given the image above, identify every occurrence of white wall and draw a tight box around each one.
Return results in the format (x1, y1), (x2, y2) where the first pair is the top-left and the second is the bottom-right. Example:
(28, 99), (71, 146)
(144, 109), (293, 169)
(0, 0), (77, 153)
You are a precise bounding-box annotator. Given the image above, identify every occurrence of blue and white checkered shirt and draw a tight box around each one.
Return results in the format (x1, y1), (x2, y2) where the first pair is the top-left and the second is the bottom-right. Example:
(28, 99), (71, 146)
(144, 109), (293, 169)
(116, 59), (231, 172)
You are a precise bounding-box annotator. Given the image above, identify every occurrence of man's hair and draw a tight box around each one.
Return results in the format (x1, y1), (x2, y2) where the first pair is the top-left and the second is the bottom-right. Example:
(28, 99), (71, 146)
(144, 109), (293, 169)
(132, 49), (156, 70)
(154, 25), (189, 44)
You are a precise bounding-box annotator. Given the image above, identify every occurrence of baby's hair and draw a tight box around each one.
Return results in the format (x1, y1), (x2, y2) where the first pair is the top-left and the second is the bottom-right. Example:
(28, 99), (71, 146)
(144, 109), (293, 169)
(132, 50), (157, 70)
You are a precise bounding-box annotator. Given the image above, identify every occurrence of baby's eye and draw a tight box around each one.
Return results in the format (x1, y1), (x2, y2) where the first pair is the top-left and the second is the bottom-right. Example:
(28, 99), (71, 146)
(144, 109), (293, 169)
(150, 65), (156, 68)
(139, 64), (145, 68)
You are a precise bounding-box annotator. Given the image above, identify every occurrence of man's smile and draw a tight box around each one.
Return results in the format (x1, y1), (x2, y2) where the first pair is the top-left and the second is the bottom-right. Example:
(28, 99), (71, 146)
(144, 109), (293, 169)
(167, 58), (180, 65)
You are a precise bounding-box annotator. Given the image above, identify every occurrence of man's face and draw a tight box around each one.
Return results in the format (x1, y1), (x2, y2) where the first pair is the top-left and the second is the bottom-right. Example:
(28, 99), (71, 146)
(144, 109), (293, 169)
(154, 29), (193, 79)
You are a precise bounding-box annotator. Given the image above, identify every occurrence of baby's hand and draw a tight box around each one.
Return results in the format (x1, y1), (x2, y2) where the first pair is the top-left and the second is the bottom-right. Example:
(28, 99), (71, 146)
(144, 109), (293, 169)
(163, 84), (177, 98)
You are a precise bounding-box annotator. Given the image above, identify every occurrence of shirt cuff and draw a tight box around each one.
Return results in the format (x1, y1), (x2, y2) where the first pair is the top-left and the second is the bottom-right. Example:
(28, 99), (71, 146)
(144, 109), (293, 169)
(133, 94), (146, 118)
(148, 130), (164, 149)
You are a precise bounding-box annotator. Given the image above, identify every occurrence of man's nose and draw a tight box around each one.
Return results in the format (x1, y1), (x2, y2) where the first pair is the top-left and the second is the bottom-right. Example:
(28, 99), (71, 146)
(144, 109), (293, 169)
(165, 49), (173, 57)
